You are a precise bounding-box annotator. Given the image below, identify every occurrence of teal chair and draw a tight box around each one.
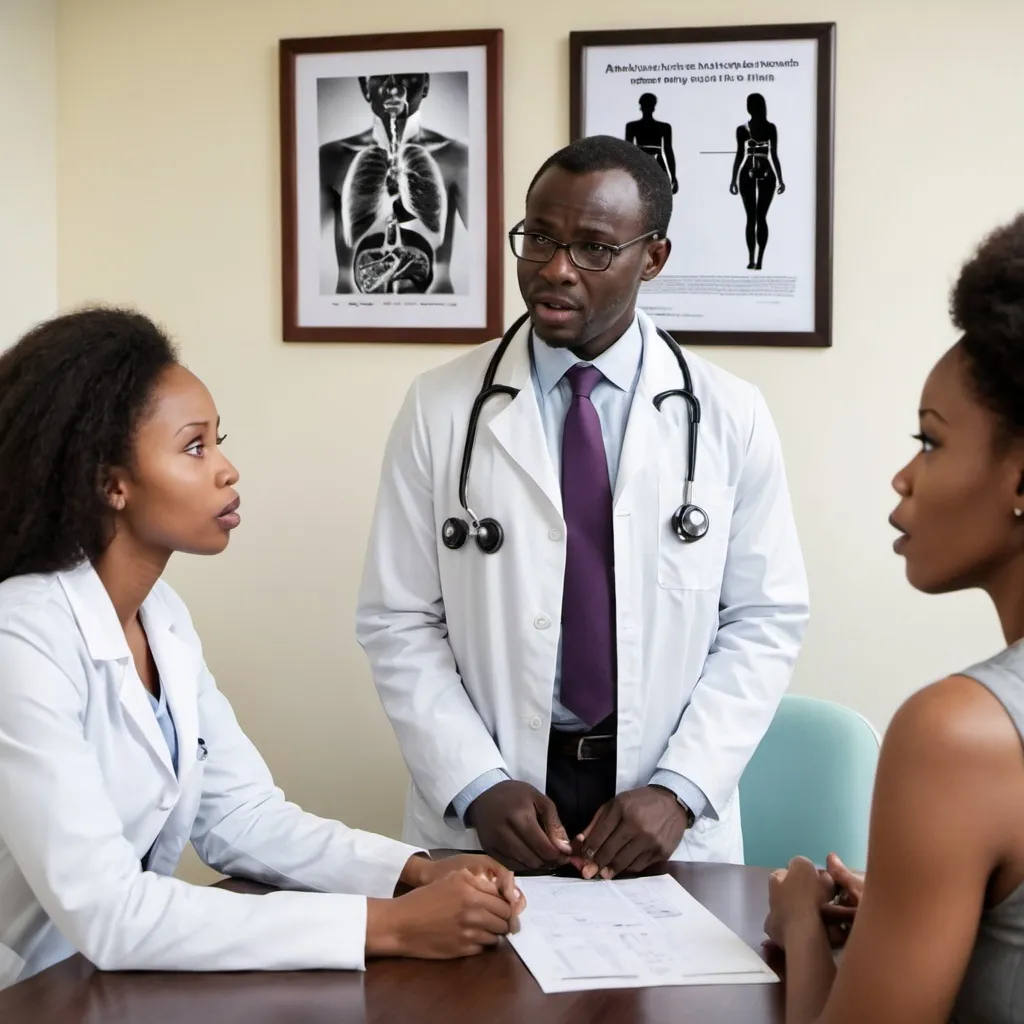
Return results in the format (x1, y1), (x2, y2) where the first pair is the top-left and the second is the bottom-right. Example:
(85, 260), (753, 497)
(739, 694), (881, 871)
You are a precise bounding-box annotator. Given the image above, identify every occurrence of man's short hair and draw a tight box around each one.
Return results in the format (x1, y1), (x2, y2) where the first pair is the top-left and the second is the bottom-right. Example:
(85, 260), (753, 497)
(526, 135), (673, 236)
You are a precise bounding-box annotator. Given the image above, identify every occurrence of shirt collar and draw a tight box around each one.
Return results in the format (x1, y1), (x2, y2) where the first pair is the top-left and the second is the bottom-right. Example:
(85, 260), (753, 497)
(531, 314), (643, 396)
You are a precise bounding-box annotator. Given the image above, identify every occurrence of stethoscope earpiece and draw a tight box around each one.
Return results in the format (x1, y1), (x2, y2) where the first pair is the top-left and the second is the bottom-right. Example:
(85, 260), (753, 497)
(441, 517), (470, 550)
(672, 503), (709, 542)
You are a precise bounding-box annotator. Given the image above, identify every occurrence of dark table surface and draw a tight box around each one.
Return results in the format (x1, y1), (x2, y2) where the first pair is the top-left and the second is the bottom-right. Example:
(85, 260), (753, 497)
(0, 861), (785, 1024)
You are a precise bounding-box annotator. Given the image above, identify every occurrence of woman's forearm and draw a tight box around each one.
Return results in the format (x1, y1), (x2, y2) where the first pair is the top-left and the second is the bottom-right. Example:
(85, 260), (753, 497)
(783, 917), (837, 1024)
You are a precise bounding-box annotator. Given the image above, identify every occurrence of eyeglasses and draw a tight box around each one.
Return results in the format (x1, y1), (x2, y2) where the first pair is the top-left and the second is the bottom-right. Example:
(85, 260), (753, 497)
(507, 220), (661, 272)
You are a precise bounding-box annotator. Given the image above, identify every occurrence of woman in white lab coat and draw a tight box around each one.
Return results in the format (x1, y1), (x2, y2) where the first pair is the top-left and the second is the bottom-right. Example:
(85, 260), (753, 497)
(0, 307), (524, 991)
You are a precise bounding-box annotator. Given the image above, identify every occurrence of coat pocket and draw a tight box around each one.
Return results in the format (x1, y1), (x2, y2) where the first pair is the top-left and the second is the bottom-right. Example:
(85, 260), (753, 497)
(657, 477), (736, 591)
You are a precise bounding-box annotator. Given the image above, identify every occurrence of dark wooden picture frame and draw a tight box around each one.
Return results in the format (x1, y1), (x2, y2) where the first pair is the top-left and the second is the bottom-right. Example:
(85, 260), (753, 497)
(280, 29), (503, 343)
(570, 23), (835, 347)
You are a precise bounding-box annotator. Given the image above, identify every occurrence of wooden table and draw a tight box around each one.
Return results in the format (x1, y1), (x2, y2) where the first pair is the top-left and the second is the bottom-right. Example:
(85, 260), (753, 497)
(0, 861), (785, 1023)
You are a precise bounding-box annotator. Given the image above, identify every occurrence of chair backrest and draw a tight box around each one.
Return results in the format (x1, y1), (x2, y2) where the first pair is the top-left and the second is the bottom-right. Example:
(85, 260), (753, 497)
(739, 694), (881, 871)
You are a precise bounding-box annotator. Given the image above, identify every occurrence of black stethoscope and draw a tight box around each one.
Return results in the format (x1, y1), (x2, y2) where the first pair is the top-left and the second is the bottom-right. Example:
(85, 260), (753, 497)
(440, 312), (709, 555)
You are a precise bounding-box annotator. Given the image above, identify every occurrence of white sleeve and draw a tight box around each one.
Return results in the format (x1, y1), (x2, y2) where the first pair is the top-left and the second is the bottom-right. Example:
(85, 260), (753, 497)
(189, 658), (422, 897)
(0, 623), (400, 973)
(355, 378), (508, 816)
(656, 386), (810, 816)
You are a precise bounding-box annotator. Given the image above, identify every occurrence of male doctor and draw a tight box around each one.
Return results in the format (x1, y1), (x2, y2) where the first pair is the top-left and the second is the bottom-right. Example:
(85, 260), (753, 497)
(356, 135), (809, 875)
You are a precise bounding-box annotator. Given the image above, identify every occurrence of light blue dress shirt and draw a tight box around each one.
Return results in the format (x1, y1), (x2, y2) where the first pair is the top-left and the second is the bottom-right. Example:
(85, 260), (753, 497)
(450, 317), (709, 826)
(146, 686), (179, 777)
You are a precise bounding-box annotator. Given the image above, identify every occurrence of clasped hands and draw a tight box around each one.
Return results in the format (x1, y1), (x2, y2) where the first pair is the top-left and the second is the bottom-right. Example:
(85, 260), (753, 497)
(764, 852), (864, 950)
(467, 780), (692, 879)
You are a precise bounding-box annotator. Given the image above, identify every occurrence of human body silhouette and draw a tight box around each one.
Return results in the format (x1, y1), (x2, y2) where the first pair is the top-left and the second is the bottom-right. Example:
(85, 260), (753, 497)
(729, 93), (785, 270)
(625, 93), (678, 194)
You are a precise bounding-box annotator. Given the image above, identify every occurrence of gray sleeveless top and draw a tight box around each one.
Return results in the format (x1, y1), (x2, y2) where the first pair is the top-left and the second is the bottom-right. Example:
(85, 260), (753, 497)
(952, 643), (1024, 1024)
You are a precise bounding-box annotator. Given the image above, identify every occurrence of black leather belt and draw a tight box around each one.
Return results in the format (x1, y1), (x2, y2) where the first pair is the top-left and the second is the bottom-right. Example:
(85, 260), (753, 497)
(548, 731), (616, 761)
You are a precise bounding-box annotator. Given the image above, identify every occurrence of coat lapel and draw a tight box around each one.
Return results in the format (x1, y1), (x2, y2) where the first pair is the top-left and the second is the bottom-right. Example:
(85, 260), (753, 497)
(483, 319), (563, 519)
(58, 563), (177, 784)
(118, 666), (179, 784)
(614, 311), (684, 505)
(140, 594), (201, 785)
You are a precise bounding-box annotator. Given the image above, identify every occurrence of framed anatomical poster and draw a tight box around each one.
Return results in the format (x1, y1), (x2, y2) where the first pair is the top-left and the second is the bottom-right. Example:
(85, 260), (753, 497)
(280, 29), (503, 343)
(570, 23), (835, 347)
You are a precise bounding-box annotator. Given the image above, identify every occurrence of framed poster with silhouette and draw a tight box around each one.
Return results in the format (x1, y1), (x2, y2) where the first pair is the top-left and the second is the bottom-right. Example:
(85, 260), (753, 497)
(570, 23), (835, 347)
(280, 30), (503, 343)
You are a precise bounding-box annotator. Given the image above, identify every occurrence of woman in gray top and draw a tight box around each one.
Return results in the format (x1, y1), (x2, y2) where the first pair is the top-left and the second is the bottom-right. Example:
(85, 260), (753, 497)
(765, 212), (1024, 1024)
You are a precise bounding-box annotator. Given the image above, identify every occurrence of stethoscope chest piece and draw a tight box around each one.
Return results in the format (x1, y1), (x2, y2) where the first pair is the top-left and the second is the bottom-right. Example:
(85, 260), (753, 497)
(474, 518), (504, 554)
(442, 517), (469, 550)
(672, 502), (709, 542)
(442, 515), (505, 554)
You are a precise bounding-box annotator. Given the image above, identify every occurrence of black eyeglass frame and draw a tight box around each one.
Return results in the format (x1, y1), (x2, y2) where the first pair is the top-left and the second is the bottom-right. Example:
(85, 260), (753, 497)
(507, 220), (662, 272)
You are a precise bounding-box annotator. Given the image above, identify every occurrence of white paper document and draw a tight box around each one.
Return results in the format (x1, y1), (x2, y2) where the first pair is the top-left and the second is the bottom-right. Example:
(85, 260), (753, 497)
(506, 874), (778, 994)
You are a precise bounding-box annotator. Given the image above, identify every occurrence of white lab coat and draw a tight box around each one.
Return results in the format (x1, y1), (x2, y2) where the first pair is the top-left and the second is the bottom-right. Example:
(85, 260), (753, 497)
(356, 309), (809, 863)
(0, 563), (422, 990)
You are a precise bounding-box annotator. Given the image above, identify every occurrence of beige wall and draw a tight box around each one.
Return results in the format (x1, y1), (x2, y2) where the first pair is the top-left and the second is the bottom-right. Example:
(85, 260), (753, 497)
(55, 0), (1020, 877)
(1, 0), (56, 348)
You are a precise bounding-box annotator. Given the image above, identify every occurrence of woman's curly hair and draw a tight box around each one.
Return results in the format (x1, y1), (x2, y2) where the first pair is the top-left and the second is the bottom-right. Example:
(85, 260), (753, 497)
(0, 307), (178, 583)
(953, 213), (1024, 438)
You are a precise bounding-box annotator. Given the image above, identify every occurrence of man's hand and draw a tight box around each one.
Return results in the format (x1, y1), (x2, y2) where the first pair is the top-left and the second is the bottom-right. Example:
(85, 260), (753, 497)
(575, 785), (690, 879)
(467, 780), (573, 871)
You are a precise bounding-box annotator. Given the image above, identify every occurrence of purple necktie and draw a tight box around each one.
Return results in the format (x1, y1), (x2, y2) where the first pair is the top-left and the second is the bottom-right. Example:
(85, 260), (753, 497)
(559, 364), (616, 727)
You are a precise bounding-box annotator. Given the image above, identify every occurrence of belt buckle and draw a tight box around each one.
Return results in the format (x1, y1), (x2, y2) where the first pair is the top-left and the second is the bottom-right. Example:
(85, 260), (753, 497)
(576, 736), (599, 761)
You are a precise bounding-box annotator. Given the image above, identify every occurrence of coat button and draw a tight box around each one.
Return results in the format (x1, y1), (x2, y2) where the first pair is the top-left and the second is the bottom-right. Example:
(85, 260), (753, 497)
(159, 795), (175, 811)
(529, 715), (543, 730)
(548, 528), (562, 541)
(534, 615), (551, 630)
